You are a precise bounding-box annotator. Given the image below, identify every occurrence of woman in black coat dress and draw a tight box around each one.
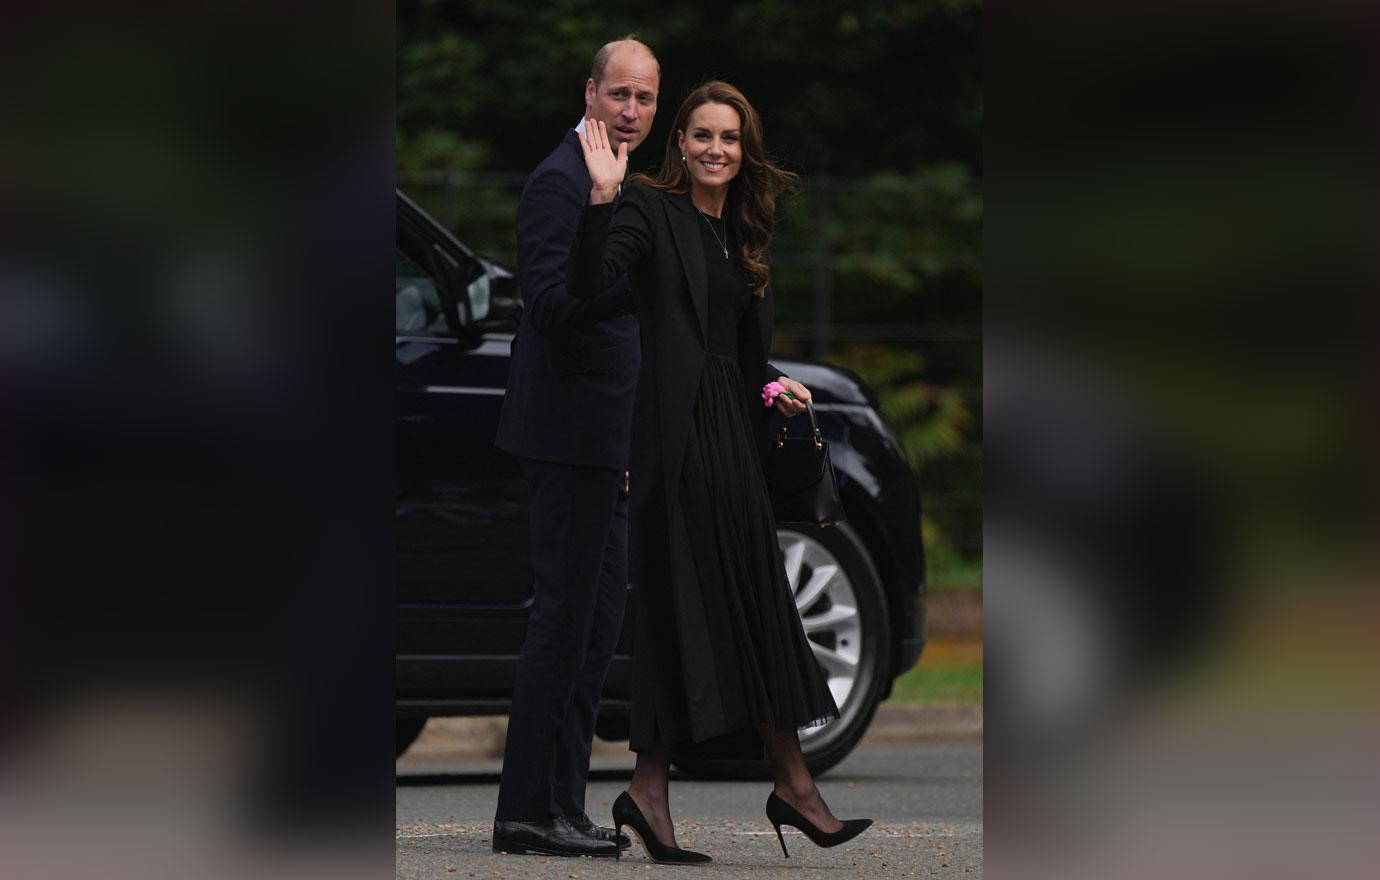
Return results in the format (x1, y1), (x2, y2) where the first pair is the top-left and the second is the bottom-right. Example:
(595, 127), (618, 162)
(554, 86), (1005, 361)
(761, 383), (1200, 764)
(568, 82), (872, 864)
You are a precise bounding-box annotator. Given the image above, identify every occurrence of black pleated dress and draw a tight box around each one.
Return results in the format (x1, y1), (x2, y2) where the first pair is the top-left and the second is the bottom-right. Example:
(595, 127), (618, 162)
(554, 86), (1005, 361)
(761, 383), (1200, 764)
(628, 208), (839, 755)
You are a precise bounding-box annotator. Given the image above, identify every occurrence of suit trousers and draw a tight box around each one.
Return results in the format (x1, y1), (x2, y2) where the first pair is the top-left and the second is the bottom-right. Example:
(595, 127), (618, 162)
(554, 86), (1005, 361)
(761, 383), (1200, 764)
(494, 456), (628, 821)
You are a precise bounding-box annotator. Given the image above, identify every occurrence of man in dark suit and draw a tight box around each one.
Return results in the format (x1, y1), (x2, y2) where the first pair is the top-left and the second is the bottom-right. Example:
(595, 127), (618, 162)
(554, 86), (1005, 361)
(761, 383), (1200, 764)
(491, 37), (660, 858)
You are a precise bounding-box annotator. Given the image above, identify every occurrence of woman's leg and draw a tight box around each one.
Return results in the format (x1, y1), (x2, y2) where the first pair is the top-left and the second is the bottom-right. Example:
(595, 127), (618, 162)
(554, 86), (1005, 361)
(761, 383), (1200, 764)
(627, 748), (679, 846)
(759, 725), (844, 832)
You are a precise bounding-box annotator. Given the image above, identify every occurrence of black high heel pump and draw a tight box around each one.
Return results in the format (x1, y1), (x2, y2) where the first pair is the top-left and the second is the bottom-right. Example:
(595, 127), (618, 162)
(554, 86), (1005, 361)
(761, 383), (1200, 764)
(612, 792), (712, 865)
(765, 791), (873, 858)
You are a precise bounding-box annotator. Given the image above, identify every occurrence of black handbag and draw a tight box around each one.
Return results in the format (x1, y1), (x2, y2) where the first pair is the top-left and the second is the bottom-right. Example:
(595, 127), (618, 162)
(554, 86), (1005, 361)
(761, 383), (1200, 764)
(763, 401), (846, 526)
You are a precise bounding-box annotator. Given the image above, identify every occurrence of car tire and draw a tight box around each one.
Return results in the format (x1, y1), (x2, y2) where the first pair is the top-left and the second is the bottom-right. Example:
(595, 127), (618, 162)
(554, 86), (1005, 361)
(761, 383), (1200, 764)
(672, 522), (891, 780)
(396, 717), (427, 759)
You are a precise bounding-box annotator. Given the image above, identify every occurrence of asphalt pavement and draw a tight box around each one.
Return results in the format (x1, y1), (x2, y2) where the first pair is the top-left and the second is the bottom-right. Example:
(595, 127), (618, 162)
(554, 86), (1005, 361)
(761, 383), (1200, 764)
(396, 742), (982, 879)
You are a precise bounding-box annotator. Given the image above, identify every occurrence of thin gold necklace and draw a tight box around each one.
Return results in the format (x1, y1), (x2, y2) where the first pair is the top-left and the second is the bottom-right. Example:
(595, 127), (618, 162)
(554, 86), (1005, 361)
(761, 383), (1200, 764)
(696, 209), (729, 260)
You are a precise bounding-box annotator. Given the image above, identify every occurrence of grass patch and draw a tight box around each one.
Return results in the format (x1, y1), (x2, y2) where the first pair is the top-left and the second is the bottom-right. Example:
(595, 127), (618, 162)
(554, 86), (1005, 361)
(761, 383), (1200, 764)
(885, 636), (983, 704)
(926, 557), (982, 592)
(886, 663), (983, 704)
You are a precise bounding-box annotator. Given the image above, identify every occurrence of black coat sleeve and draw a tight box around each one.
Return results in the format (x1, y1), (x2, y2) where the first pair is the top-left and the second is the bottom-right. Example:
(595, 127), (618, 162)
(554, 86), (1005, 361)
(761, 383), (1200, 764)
(515, 167), (636, 334)
(567, 185), (656, 299)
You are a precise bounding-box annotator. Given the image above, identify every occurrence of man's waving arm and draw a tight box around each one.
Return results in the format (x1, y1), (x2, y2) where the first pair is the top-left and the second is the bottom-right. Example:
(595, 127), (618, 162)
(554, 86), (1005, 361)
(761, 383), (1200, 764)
(515, 166), (633, 334)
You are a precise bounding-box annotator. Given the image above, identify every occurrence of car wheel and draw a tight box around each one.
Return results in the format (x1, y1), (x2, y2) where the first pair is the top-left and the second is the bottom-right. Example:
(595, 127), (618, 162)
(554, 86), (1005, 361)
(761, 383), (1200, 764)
(672, 522), (891, 780)
(396, 718), (427, 759)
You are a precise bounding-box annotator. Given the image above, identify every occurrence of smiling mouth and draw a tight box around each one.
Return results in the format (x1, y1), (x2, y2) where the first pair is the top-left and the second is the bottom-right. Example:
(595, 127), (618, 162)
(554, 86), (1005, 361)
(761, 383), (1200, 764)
(700, 161), (727, 172)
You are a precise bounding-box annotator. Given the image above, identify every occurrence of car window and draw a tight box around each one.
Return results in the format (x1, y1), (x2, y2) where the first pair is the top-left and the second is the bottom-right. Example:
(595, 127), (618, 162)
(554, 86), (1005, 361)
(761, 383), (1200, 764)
(395, 246), (451, 335)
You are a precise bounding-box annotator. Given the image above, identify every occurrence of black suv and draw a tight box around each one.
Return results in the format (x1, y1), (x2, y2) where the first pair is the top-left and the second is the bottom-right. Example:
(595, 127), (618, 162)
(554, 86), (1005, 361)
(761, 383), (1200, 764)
(396, 191), (926, 776)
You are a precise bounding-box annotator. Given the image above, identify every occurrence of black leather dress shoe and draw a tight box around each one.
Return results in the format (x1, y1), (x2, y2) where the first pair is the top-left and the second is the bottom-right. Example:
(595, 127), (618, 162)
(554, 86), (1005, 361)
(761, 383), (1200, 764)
(491, 816), (619, 857)
(565, 811), (632, 849)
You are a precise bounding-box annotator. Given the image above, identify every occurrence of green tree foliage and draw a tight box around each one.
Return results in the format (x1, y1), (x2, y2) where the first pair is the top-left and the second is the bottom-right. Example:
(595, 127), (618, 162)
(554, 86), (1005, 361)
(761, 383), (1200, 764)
(827, 341), (981, 588)
(398, 0), (980, 177)
(830, 344), (971, 464)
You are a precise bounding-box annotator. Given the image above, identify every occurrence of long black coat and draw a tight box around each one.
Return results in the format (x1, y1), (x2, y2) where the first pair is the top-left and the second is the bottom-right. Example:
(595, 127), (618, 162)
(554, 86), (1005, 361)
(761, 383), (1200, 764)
(568, 183), (787, 749)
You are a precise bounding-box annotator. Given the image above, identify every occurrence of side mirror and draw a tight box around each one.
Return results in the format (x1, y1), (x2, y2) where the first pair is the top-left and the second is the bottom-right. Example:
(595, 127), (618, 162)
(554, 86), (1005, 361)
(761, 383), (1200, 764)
(464, 272), (492, 323)
(477, 269), (521, 327)
(427, 242), (469, 329)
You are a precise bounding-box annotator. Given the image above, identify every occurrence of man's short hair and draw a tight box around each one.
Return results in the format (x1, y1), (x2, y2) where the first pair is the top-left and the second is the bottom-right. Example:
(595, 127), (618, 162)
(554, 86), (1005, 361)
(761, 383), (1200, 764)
(590, 35), (659, 85)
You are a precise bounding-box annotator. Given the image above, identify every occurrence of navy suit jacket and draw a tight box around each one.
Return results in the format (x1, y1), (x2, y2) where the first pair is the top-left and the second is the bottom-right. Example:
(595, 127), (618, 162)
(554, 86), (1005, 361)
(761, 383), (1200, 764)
(495, 130), (640, 470)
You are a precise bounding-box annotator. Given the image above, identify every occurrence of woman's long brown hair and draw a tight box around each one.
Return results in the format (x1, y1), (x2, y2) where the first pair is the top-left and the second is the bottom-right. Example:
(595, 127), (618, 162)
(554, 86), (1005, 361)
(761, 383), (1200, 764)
(630, 81), (798, 296)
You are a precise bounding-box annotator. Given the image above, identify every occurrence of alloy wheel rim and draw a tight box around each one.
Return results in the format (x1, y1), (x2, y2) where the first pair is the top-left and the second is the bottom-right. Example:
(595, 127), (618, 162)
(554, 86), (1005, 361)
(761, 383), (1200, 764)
(777, 530), (864, 742)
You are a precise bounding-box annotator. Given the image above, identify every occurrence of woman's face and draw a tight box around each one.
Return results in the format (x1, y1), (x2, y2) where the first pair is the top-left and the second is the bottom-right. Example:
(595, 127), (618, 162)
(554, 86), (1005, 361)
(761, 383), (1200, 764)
(678, 102), (743, 195)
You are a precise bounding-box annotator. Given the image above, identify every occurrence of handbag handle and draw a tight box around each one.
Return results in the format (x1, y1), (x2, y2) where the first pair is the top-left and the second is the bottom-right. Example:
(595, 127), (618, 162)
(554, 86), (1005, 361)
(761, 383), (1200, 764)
(774, 400), (823, 451)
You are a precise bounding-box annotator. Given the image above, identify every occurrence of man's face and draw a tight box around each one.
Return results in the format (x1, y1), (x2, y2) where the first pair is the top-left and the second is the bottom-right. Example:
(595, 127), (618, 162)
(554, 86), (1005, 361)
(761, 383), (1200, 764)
(584, 49), (659, 153)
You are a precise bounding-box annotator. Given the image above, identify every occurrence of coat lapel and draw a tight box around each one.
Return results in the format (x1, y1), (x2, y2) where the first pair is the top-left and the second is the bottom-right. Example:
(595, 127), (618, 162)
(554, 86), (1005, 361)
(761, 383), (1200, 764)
(663, 191), (709, 347)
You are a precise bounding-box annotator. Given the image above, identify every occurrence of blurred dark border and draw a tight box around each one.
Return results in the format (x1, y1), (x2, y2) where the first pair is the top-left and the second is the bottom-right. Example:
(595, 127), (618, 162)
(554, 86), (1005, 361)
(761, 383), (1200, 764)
(1, 6), (397, 871)
(987, 1), (1379, 875)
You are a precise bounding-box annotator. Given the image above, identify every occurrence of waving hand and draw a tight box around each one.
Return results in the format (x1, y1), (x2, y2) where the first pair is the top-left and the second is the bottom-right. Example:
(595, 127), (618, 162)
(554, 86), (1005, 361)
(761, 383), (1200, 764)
(578, 118), (627, 206)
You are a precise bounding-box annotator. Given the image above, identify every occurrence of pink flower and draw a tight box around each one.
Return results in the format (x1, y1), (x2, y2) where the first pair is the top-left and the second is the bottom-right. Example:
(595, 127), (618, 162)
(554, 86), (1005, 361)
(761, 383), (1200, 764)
(762, 381), (785, 407)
